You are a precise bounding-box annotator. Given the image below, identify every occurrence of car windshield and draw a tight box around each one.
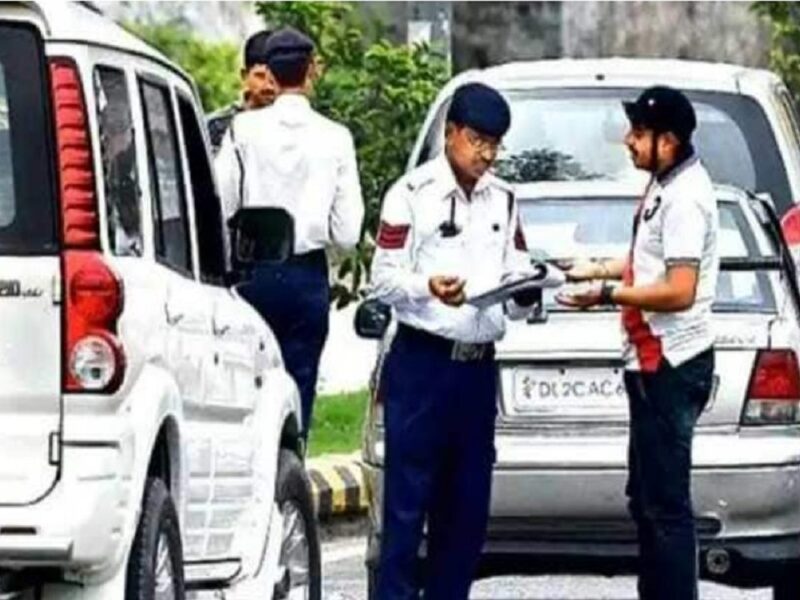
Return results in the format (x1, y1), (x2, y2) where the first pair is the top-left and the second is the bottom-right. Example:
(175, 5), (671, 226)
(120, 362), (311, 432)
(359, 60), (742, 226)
(418, 88), (793, 214)
(519, 197), (777, 313)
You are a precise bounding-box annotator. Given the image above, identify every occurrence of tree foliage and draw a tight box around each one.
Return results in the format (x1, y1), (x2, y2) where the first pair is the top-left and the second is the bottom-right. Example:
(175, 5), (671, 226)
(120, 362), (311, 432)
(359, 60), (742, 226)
(124, 21), (241, 112)
(752, 2), (800, 99)
(256, 2), (450, 306)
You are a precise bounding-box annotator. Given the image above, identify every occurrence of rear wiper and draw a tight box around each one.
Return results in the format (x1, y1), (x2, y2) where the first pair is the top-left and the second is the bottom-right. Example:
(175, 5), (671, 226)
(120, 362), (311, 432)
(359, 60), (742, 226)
(719, 256), (781, 271)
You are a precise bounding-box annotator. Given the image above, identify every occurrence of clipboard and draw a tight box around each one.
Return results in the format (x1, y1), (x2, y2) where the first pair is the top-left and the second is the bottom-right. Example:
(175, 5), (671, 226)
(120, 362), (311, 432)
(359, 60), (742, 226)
(467, 262), (566, 310)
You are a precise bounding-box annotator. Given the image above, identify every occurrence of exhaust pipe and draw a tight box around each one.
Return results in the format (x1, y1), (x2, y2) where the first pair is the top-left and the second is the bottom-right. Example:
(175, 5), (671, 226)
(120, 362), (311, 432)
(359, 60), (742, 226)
(706, 548), (731, 576)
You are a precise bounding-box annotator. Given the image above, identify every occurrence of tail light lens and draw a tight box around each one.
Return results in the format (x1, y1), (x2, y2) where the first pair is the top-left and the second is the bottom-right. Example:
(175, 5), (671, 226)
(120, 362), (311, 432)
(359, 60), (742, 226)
(742, 350), (800, 425)
(50, 57), (126, 393)
(781, 205), (800, 263)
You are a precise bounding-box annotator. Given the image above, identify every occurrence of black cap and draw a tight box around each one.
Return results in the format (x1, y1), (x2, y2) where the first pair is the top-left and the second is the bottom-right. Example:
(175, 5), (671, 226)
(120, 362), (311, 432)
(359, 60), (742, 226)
(623, 86), (696, 143)
(243, 30), (273, 69)
(263, 26), (315, 71)
(447, 82), (511, 138)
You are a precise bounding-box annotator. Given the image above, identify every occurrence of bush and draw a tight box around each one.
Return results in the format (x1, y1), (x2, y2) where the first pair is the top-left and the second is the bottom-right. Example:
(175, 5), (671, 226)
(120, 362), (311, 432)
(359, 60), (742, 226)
(124, 21), (241, 112)
(752, 2), (800, 99)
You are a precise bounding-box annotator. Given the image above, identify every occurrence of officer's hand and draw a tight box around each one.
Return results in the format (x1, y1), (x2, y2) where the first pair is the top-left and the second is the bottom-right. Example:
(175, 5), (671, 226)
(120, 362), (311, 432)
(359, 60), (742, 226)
(557, 258), (601, 283)
(429, 276), (466, 307)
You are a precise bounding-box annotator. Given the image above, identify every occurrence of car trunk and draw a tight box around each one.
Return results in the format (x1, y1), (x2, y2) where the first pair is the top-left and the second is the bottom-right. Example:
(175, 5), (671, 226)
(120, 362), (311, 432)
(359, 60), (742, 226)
(0, 16), (62, 505)
(496, 311), (772, 428)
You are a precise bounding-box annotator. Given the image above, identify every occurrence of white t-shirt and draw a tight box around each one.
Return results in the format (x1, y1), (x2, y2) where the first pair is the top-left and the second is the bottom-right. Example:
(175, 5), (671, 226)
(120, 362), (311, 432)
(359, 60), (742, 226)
(622, 155), (720, 371)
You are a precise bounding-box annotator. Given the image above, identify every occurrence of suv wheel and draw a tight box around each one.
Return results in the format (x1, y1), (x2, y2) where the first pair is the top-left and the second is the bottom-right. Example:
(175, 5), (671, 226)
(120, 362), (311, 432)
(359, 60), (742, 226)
(367, 563), (378, 600)
(273, 449), (321, 600)
(774, 572), (799, 600)
(126, 477), (185, 600)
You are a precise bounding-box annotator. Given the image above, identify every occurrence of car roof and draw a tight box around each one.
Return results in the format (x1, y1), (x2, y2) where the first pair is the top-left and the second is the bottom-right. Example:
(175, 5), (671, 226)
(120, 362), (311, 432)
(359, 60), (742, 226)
(13, 2), (187, 80)
(444, 58), (780, 95)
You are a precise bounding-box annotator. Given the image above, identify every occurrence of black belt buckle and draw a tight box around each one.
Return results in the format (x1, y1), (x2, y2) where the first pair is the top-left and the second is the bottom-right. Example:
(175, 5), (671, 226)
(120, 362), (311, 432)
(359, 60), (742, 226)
(450, 341), (488, 362)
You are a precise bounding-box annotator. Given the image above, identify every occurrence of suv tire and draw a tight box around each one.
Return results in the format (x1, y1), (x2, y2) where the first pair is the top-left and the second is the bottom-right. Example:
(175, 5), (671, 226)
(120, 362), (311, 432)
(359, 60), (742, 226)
(774, 573), (799, 600)
(126, 477), (185, 600)
(273, 449), (321, 600)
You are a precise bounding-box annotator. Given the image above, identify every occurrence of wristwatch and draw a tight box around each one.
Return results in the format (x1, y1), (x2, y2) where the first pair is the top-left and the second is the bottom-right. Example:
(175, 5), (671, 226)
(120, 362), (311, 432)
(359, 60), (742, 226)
(599, 281), (616, 306)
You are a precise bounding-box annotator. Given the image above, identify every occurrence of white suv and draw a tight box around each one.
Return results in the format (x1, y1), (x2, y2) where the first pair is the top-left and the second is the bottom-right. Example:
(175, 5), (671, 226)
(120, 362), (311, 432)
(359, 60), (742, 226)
(0, 3), (319, 599)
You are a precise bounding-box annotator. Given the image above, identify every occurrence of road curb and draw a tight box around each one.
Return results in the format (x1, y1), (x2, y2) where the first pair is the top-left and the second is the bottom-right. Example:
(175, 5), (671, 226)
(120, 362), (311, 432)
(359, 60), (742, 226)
(307, 452), (368, 520)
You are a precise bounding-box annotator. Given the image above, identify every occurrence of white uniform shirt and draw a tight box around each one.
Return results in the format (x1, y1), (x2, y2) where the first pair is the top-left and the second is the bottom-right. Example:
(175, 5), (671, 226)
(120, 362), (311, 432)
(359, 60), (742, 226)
(622, 154), (720, 371)
(370, 154), (534, 344)
(214, 94), (364, 254)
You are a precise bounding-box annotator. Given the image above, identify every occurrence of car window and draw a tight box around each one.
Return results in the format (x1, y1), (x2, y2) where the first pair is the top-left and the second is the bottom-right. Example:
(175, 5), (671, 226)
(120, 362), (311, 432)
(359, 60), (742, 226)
(176, 92), (226, 285)
(518, 197), (776, 312)
(420, 88), (793, 215)
(0, 23), (56, 254)
(140, 78), (193, 275)
(94, 66), (142, 257)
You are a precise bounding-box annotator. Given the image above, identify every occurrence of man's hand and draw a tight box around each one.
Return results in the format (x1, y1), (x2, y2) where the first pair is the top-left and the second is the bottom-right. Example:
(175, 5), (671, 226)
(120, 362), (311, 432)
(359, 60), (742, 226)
(429, 276), (466, 307)
(557, 258), (601, 283)
(555, 284), (602, 309)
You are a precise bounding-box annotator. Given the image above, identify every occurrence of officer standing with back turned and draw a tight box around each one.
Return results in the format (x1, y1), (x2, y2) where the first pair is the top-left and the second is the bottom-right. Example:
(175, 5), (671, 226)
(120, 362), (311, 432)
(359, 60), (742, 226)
(370, 82), (539, 600)
(215, 27), (364, 441)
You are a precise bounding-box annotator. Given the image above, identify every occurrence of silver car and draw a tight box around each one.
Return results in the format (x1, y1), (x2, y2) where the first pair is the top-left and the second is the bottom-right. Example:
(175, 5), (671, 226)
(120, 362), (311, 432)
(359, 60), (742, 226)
(358, 182), (800, 599)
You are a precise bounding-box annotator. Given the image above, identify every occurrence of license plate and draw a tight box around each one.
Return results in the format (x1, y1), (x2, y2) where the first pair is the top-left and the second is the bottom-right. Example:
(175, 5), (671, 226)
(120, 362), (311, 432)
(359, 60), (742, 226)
(511, 366), (628, 417)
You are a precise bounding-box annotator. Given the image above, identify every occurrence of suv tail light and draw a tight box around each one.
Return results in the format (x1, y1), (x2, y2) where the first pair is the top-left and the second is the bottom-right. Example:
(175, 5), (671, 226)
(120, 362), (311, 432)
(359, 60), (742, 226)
(781, 205), (800, 261)
(50, 57), (126, 393)
(742, 350), (800, 425)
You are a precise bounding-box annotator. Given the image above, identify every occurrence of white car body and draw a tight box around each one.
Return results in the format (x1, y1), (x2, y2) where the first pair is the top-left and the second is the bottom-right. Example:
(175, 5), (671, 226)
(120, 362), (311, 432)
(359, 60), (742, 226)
(0, 3), (309, 598)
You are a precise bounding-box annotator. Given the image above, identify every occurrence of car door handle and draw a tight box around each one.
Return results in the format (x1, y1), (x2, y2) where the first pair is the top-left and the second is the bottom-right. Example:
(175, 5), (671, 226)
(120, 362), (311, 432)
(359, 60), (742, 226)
(212, 317), (231, 337)
(164, 304), (185, 326)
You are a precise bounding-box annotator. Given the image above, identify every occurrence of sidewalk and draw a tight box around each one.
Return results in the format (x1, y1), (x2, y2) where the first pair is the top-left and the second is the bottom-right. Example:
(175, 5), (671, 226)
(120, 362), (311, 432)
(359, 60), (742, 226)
(307, 452), (368, 519)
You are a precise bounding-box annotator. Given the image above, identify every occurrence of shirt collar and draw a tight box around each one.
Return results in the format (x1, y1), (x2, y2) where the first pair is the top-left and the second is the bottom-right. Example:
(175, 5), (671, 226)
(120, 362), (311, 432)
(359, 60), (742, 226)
(274, 93), (311, 110)
(656, 143), (697, 186)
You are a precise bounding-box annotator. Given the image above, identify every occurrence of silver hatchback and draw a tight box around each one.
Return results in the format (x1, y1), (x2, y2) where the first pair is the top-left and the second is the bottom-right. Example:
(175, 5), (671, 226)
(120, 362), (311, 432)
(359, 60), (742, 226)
(359, 182), (800, 599)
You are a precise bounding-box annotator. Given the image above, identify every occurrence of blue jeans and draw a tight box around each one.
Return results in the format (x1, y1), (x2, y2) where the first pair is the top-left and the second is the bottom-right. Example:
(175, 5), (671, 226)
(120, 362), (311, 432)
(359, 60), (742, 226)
(624, 348), (715, 600)
(237, 251), (329, 438)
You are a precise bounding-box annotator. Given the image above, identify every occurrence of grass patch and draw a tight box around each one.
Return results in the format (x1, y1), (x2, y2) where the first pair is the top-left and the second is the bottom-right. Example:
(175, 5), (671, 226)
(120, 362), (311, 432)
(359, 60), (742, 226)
(307, 389), (369, 458)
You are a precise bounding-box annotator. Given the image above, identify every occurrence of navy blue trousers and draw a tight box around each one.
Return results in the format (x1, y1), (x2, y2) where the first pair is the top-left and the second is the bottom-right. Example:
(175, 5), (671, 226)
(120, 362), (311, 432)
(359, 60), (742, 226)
(624, 349), (715, 600)
(237, 251), (329, 438)
(377, 325), (497, 600)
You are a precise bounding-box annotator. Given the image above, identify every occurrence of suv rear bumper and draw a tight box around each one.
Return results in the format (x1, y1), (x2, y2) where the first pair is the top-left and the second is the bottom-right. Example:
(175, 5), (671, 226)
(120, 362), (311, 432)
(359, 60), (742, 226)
(0, 444), (127, 571)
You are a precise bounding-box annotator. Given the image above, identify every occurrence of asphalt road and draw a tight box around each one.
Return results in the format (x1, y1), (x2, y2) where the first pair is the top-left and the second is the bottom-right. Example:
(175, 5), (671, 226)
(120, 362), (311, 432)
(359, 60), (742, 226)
(321, 536), (772, 600)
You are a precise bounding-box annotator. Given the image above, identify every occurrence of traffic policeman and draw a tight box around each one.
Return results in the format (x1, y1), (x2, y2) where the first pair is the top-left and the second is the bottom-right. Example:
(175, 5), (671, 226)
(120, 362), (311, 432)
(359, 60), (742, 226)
(558, 86), (719, 600)
(207, 29), (277, 153)
(370, 82), (538, 599)
(215, 27), (364, 439)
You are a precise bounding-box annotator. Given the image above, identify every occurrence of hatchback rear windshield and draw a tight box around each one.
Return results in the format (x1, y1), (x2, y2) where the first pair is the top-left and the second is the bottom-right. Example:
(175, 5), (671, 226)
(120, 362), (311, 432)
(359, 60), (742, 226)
(0, 23), (56, 254)
(418, 88), (792, 214)
(519, 197), (776, 313)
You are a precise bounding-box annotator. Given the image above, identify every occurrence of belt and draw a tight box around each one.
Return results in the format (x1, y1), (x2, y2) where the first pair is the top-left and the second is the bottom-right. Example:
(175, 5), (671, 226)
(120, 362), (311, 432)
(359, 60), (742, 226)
(287, 249), (327, 268)
(256, 249), (327, 271)
(396, 323), (494, 362)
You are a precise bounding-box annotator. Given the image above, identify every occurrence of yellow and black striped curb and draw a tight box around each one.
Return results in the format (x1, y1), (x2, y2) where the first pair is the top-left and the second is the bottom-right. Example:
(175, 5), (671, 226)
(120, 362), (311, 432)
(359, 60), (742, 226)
(306, 453), (368, 519)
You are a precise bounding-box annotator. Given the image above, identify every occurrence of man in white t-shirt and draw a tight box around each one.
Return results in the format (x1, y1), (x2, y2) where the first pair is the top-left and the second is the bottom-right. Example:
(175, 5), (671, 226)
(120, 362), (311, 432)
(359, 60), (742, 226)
(557, 86), (719, 600)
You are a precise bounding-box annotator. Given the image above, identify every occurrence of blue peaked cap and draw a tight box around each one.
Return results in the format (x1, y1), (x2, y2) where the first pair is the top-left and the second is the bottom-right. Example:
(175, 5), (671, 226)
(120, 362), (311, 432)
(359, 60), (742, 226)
(263, 26), (315, 69)
(447, 82), (511, 138)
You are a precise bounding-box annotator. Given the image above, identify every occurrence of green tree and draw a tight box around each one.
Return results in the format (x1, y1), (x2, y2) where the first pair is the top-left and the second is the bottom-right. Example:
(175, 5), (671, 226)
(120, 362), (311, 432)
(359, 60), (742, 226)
(256, 2), (450, 306)
(124, 21), (241, 112)
(753, 2), (800, 99)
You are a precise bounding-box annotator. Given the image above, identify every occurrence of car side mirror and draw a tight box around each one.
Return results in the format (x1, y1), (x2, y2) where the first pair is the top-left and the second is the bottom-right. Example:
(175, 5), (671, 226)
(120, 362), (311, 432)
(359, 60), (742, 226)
(354, 299), (392, 339)
(229, 207), (294, 270)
